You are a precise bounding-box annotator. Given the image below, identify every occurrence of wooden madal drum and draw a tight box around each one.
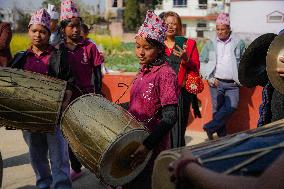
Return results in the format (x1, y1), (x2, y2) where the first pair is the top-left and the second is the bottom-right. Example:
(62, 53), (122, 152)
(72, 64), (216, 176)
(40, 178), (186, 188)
(61, 94), (152, 186)
(0, 68), (66, 132)
(152, 119), (284, 189)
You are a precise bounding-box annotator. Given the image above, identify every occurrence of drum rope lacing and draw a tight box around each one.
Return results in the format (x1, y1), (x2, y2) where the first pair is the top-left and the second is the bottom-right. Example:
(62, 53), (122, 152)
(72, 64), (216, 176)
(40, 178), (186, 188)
(197, 124), (284, 174)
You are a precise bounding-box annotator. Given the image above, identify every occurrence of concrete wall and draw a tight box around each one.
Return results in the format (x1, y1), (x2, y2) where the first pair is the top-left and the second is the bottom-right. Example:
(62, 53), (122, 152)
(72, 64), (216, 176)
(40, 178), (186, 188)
(230, 0), (284, 36)
(102, 73), (262, 134)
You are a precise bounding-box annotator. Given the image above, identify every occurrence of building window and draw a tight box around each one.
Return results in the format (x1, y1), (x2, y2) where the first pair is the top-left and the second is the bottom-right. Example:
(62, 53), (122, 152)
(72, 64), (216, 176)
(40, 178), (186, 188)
(196, 22), (207, 38)
(173, 0), (187, 8)
(113, 0), (118, 7)
(268, 15), (283, 23)
(267, 11), (284, 23)
(199, 0), (207, 9)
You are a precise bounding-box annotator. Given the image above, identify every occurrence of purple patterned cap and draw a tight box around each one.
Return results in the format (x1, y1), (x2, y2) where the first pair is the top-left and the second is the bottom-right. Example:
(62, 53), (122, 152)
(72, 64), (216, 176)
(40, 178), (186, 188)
(136, 10), (167, 44)
(60, 0), (80, 21)
(216, 13), (230, 26)
(29, 9), (51, 31)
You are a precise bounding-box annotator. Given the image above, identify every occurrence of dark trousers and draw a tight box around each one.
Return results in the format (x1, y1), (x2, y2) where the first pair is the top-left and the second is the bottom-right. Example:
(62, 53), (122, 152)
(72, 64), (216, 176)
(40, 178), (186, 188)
(171, 88), (192, 148)
(69, 146), (82, 173)
(204, 81), (239, 136)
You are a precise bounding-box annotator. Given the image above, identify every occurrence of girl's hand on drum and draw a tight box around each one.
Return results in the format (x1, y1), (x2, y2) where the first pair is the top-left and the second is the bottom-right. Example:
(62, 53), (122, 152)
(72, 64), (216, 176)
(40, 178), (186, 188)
(168, 150), (197, 182)
(130, 144), (149, 169)
(277, 56), (284, 77)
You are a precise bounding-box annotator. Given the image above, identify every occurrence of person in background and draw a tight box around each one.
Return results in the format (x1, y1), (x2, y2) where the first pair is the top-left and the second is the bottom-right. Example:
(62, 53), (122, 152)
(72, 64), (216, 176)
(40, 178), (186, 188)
(168, 149), (284, 189)
(122, 10), (178, 189)
(162, 11), (201, 148)
(10, 9), (73, 189)
(80, 23), (92, 41)
(0, 13), (12, 66)
(80, 23), (108, 74)
(47, 4), (61, 47)
(59, 0), (103, 181)
(200, 13), (245, 140)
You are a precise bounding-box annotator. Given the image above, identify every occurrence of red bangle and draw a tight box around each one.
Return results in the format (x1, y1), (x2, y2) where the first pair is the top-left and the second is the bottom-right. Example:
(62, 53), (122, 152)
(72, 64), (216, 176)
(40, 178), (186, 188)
(175, 158), (202, 178)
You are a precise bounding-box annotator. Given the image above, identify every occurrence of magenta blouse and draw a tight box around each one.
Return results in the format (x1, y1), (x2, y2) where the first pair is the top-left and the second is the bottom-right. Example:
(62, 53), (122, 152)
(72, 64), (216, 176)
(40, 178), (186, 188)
(128, 63), (178, 152)
(65, 39), (103, 94)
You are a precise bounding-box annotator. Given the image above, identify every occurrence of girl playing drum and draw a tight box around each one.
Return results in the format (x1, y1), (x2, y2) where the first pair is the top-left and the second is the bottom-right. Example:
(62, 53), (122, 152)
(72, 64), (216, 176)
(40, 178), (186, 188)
(122, 10), (179, 189)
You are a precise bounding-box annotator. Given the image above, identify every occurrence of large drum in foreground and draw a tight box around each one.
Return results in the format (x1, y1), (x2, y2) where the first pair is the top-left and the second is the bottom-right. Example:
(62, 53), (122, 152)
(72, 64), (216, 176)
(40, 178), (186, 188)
(61, 94), (152, 186)
(0, 68), (66, 132)
(152, 119), (284, 189)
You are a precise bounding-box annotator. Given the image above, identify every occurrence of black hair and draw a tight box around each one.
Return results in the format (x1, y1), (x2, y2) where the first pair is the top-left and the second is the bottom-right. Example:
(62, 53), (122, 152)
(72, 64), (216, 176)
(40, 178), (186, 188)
(158, 12), (166, 19)
(145, 37), (165, 54)
(60, 17), (82, 30)
(81, 23), (90, 34)
(145, 37), (166, 64)
(59, 17), (82, 41)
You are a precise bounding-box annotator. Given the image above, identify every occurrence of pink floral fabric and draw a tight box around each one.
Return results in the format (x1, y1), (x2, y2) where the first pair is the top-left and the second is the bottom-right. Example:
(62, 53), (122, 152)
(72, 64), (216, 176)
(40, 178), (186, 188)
(60, 0), (80, 21)
(29, 9), (51, 30)
(136, 10), (167, 43)
(216, 12), (230, 26)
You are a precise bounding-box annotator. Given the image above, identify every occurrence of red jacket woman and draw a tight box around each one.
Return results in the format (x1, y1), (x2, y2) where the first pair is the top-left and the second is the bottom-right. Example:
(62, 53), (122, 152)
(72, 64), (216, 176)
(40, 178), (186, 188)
(163, 11), (201, 148)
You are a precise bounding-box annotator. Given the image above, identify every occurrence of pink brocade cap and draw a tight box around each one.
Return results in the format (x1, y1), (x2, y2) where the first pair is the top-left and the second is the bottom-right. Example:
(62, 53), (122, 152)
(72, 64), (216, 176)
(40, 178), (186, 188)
(136, 10), (167, 44)
(60, 0), (80, 21)
(216, 13), (230, 26)
(29, 9), (51, 31)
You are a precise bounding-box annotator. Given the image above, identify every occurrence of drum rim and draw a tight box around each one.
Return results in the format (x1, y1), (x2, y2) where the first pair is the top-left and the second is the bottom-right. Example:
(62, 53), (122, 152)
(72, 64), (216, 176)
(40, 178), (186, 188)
(152, 151), (178, 189)
(99, 128), (152, 187)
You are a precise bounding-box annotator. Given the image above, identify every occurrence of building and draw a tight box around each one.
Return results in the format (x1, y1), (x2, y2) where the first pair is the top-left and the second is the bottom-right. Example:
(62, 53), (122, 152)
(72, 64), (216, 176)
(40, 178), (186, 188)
(230, 0), (284, 41)
(155, 0), (230, 38)
(105, 0), (126, 20)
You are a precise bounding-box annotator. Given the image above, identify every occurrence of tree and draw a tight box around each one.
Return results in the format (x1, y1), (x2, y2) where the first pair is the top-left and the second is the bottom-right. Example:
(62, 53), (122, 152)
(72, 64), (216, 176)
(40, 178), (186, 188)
(15, 9), (31, 32)
(139, 0), (162, 9)
(124, 0), (141, 32)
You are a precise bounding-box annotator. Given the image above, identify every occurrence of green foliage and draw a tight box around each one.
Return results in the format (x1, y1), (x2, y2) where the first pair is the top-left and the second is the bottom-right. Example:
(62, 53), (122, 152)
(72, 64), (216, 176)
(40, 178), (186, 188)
(124, 0), (141, 32)
(11, 33), (30, 55)
(88, 34), (121, 52)
(139, 0), (163, 9)
(88, 34), (140, 72)
(10, 34), (207, 72)
(105, 44), (139, 72)
(80, 12), (102, 25)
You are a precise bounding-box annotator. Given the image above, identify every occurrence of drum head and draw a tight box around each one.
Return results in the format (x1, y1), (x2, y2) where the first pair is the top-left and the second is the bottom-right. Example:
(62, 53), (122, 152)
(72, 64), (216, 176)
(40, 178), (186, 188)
(100, 129), (152, 186)
(152, 151), (179, 189)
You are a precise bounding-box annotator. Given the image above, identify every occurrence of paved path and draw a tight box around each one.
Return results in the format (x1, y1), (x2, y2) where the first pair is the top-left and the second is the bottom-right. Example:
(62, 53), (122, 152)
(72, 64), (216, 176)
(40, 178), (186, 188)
(0, 127), (207, 189)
